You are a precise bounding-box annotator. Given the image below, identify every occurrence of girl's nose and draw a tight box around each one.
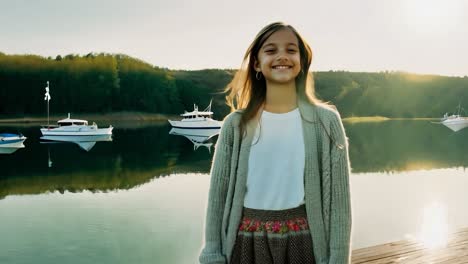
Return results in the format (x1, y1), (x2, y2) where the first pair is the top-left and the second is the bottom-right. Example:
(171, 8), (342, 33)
(276, 54), (289, 62)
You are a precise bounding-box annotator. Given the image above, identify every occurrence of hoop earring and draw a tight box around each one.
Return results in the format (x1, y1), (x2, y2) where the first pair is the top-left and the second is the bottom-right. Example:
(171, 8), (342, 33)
(256, 71), (262, 80)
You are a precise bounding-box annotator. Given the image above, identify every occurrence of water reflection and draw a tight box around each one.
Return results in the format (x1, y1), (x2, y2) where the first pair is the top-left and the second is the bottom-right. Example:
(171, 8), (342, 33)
(346, 120), (468, 172)
(0, 173), (211, 264)
(1, 121), (468, 200)
(0, 147), (22, 154)
(48, 147), (52, 168)
(1, 121), (468, 262)
(0, 125), (213, 200)
(169, 128), (220, 152)
(40, 134), (113, 152)
(418, 202), (449, 249)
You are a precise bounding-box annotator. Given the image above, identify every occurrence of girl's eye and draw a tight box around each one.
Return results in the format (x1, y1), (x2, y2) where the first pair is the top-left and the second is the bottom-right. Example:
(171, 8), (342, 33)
(265, 50), (275, 53)
(288, 49), (298, 53)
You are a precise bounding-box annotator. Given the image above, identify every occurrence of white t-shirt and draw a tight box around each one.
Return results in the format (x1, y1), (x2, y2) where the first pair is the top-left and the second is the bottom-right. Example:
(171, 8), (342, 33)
(244, 108), (305, 210)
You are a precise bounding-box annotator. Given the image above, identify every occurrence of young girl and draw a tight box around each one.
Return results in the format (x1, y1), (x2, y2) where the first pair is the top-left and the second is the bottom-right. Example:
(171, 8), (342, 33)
(199, 22), (352, 264)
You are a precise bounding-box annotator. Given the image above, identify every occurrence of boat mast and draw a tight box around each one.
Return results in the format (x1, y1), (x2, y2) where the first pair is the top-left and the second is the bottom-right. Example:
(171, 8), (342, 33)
(44, 81), (51, 128)
(203, 99), (213, 112)
(457, 102), (463, 116)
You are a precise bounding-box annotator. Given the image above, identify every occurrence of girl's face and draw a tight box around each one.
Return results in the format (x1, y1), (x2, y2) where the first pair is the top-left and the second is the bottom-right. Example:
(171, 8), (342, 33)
(254, 28), (301, 85)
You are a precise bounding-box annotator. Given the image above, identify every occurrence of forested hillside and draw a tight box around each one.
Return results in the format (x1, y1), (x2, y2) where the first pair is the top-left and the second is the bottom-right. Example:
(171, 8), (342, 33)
(1, 52), (467, 119)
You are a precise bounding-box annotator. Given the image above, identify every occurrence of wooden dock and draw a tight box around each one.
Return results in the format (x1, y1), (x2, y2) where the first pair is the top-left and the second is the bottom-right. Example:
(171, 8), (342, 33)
(352, 227), (468, 263)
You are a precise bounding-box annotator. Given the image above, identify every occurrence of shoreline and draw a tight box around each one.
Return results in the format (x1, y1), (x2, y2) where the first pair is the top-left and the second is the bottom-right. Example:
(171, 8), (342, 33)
(0, 112), (179, 124)
(342, 116), (439, 123)
(0, 113), (441, 124)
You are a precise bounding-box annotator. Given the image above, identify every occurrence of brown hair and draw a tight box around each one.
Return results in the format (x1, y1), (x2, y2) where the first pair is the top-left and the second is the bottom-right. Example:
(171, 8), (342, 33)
(225, 22), (322, 132)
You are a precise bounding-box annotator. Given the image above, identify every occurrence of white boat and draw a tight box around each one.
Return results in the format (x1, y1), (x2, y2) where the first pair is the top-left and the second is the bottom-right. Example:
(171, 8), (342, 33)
(0, 133), (27, 154)
(441, 105), (468, 132)
(441, 114), (468, 132)
(39, 81), (113, 142)
(40, 113), (113, 142)
(168, 101), (222, 129)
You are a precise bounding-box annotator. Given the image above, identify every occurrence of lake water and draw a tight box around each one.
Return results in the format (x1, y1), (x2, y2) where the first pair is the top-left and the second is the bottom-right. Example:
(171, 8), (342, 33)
(1, 120), (467, 263)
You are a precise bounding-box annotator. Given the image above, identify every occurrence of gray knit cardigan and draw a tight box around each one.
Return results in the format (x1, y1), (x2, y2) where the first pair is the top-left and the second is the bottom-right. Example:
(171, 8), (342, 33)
(199, 97), (352, 264)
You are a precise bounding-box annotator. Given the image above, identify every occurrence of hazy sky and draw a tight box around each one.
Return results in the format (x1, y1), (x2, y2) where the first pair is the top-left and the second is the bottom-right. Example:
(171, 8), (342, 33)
(1, 0), (467, 76)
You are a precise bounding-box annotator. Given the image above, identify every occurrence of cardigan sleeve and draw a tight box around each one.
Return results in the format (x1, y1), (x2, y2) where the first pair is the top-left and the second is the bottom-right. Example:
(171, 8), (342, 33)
(199, 117), (234, 264)
(328, 110), (352, 264)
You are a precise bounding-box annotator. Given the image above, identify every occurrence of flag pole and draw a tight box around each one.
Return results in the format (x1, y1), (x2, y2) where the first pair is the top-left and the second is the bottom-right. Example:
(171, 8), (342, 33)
(44, 81), (51, 128)
(47, 89), (49, 128)
(47, 81), (49, 127)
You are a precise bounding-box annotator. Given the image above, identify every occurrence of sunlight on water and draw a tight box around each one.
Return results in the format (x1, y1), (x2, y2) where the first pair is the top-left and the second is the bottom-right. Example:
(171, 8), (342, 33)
(352, 167), (468, 249)
(418, 202), (449, 249)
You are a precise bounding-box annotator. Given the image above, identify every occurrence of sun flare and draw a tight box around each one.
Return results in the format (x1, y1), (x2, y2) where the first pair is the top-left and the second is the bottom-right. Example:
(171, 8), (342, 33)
(402, 0), (463, 34)
(418, 202), (449, 249)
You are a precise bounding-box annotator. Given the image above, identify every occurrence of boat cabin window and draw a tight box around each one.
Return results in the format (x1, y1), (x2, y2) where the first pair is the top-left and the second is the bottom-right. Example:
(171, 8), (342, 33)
(59, 121), (87, 126)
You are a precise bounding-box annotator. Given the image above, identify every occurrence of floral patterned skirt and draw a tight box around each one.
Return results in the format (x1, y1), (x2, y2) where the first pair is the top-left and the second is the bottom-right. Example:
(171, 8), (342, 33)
(230, 204), (315, 264)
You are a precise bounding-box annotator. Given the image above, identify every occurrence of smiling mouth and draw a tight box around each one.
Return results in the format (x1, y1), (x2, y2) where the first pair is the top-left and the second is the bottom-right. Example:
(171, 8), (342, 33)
(272, 65), (292, 69)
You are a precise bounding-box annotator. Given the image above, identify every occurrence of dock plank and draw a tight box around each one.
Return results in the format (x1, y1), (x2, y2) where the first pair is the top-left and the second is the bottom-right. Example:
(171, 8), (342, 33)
(352, 227), (468, 263)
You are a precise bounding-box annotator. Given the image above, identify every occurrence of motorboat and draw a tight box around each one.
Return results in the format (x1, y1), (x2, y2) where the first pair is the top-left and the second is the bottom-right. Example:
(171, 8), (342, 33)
(168, 101), (222, 129)
(0, 133), (27, 154)
(40, 113), (113, 142)
(40, 82), (113, 141)
(441, 114), (468, 132)
(440, 105), (468, 132)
